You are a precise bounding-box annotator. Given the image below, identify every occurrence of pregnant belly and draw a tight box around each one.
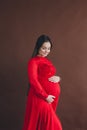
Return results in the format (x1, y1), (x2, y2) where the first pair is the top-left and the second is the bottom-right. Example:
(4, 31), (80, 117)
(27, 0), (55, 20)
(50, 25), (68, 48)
(46, 81), (60, 97)
(39, 78), (61, 97)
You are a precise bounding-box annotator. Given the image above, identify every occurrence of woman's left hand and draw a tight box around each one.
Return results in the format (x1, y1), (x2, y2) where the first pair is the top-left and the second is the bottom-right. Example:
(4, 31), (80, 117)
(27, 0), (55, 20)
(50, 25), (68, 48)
(48, 75), (61, 83)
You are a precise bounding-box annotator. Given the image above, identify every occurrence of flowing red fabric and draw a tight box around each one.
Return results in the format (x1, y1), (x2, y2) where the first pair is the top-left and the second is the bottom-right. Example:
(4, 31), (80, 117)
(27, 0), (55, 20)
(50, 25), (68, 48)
(22, 56), (62, 130)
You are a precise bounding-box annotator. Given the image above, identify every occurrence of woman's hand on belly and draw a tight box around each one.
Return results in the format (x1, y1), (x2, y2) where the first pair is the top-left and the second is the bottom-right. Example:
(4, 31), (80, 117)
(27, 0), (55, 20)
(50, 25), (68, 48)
(48, 75), (61, 83)
(46, 95), (55, 104)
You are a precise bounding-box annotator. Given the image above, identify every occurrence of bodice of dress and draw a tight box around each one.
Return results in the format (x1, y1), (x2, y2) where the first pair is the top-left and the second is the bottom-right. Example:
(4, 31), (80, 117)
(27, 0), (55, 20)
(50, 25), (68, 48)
(37, 56), (56, 79)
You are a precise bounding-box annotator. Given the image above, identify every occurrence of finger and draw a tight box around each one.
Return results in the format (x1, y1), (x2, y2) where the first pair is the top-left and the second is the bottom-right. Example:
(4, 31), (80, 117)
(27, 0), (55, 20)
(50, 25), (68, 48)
(51, 99), (54, 103)
(48, 78), (53, 81)
(51, 95), (56, 98)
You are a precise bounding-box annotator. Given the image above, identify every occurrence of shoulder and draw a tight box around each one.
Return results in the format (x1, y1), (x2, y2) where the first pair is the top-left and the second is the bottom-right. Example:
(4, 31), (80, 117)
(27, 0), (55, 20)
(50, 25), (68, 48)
(28, 56), (43, 66)
(28, 57), (38, 65)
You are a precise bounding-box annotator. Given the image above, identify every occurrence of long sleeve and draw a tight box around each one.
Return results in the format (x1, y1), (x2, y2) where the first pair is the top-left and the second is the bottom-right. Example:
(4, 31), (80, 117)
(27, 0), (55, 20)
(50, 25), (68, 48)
(28, 59), (48, 100)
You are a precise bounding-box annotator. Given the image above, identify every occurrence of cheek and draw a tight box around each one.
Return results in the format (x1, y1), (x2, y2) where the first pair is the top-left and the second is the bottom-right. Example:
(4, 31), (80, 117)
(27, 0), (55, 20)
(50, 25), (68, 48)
(38, 49), (44, 54)
(40, 49), (45, 53)
(48, 50), (50, 53)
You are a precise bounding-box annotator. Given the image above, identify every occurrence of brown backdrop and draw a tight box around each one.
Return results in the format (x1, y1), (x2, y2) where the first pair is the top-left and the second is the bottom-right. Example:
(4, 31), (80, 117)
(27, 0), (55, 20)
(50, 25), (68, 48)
(0, 0), (87, 130)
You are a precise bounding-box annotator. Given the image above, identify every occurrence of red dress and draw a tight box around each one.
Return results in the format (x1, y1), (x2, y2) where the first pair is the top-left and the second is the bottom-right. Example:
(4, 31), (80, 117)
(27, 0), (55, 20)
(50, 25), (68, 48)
(22, 56), (62, 130)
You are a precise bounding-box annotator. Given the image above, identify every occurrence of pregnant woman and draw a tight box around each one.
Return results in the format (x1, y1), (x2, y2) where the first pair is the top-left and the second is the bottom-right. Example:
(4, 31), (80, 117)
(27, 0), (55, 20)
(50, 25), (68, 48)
(22, 35), (62, 130)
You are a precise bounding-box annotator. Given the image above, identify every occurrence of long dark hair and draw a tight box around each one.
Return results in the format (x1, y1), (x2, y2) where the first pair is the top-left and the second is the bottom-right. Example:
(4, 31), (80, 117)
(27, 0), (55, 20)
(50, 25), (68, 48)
(27, 34), (53, 96)
(32, 34), (53, 57)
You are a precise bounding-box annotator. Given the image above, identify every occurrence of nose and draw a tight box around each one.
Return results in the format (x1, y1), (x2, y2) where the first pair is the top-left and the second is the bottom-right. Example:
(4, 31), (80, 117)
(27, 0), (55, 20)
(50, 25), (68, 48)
(45, 50), (49, 53)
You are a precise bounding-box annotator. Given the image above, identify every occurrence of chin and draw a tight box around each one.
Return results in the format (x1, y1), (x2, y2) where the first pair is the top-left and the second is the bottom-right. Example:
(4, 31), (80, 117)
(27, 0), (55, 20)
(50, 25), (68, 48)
(43, 54), (48, 57)
(41, 53), (49, 57)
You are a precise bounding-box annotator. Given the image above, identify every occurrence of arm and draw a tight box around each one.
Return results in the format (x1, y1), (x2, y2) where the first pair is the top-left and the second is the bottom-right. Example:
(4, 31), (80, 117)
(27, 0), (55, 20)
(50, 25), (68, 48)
(28, 59), (48, 100)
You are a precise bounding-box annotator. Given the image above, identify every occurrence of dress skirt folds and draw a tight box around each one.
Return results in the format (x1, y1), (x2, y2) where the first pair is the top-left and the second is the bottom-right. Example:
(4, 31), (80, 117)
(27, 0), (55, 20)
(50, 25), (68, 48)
(22, 56), (62, 130)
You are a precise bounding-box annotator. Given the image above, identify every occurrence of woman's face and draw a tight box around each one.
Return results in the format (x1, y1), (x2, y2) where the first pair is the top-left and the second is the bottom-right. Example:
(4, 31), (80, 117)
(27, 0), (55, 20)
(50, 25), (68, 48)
(38, 42), (51, 57)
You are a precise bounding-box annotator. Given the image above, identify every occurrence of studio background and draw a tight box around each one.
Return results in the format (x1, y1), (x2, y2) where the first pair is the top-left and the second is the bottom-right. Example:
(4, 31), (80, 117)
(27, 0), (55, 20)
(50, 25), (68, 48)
(0, 0), (87, 130)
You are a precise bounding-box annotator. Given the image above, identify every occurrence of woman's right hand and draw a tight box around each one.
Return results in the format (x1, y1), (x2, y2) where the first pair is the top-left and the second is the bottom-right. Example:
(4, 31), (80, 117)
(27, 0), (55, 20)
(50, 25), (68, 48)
(46, 95), (55, 104)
